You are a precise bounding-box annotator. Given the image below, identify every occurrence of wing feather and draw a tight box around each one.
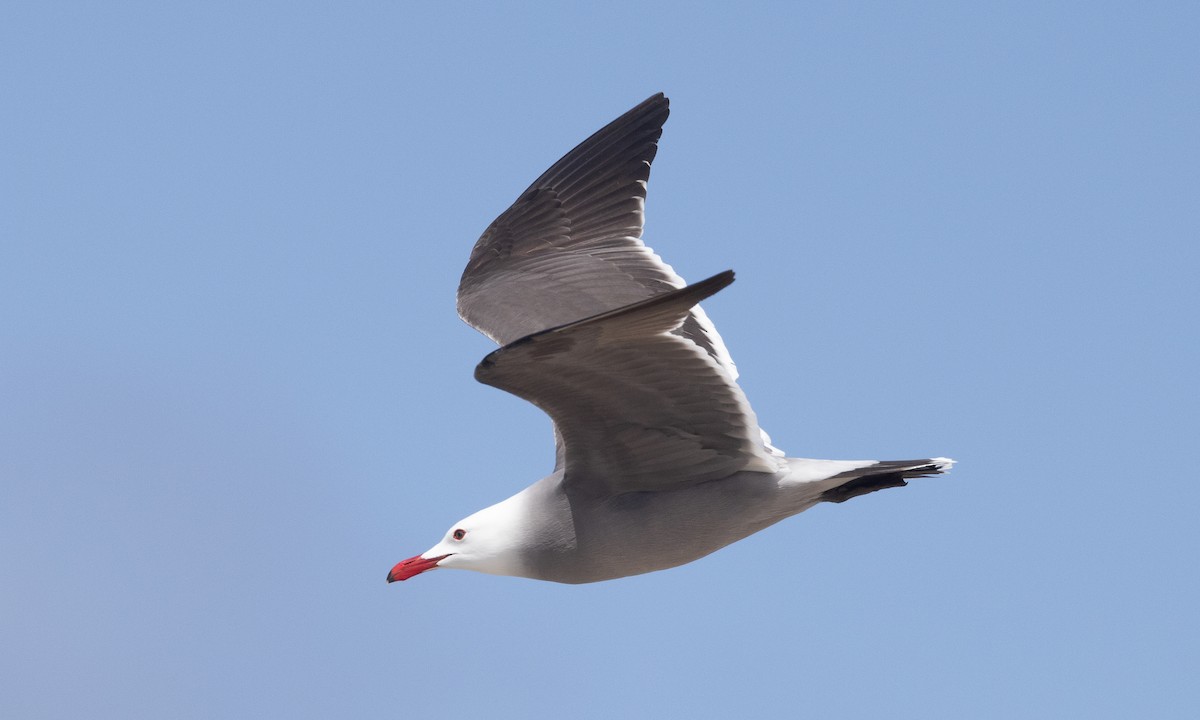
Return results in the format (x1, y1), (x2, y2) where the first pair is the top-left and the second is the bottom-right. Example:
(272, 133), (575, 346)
(455, 94), (740, 382)
(474, 272), (783, 496)
(459, 95), (786, 469)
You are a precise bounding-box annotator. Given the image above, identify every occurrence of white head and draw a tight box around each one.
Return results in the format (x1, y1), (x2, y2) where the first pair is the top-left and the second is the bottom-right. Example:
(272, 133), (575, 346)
(387, 492), (532, 583)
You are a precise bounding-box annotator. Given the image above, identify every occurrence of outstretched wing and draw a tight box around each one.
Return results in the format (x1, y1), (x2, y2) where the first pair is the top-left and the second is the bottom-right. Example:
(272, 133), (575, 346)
(474, 272), (784, 497)
(456, 93), (738, 381)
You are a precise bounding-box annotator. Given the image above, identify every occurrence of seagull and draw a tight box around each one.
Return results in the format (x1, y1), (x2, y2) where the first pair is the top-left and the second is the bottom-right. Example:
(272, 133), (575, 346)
(388, 93), (953, 585)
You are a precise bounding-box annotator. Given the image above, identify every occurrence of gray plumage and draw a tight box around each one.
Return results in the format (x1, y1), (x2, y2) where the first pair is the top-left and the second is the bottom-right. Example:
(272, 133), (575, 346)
(387, 93), (953, 586)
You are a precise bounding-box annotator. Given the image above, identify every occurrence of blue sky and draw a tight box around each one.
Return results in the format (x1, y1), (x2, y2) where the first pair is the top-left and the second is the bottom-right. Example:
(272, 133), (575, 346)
(3, 2), (1197, 718)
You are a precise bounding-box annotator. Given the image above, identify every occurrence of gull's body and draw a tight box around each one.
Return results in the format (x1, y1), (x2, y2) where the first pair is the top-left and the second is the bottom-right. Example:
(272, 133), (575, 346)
(388, 94), (953, 585)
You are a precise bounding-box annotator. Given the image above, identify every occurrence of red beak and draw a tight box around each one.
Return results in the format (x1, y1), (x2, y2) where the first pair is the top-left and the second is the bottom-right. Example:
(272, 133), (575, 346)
(387, 554), (449, 583)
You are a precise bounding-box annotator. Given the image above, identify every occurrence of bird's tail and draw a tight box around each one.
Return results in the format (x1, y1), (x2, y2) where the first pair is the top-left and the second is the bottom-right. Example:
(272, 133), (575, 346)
(818, 457), (955, 503)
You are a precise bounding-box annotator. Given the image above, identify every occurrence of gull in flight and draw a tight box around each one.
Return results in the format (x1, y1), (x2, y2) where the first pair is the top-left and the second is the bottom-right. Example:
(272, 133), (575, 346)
(388, 93), (953, 585)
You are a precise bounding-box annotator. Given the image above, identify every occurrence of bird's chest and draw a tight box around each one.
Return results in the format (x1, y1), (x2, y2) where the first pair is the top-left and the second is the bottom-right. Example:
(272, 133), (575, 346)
(532, 477), (786, 583)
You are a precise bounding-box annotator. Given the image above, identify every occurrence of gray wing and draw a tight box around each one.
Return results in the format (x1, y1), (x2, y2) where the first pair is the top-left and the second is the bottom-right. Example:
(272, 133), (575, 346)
(456, 92), (738, 381)
(474, 271), (783, 497)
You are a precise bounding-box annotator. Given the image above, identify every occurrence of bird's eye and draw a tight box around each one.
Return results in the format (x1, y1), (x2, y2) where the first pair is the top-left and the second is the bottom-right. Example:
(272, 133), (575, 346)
(452, 528), (466, 541)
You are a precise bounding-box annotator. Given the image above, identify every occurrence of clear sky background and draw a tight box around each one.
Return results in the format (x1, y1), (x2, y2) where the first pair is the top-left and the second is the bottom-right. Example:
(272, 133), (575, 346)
(3, 2), (1198, 718)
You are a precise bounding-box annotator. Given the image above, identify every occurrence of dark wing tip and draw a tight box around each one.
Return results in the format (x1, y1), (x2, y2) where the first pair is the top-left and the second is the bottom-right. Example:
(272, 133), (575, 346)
(691, 269), (735, 298)
(639, 91), (669, 113)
